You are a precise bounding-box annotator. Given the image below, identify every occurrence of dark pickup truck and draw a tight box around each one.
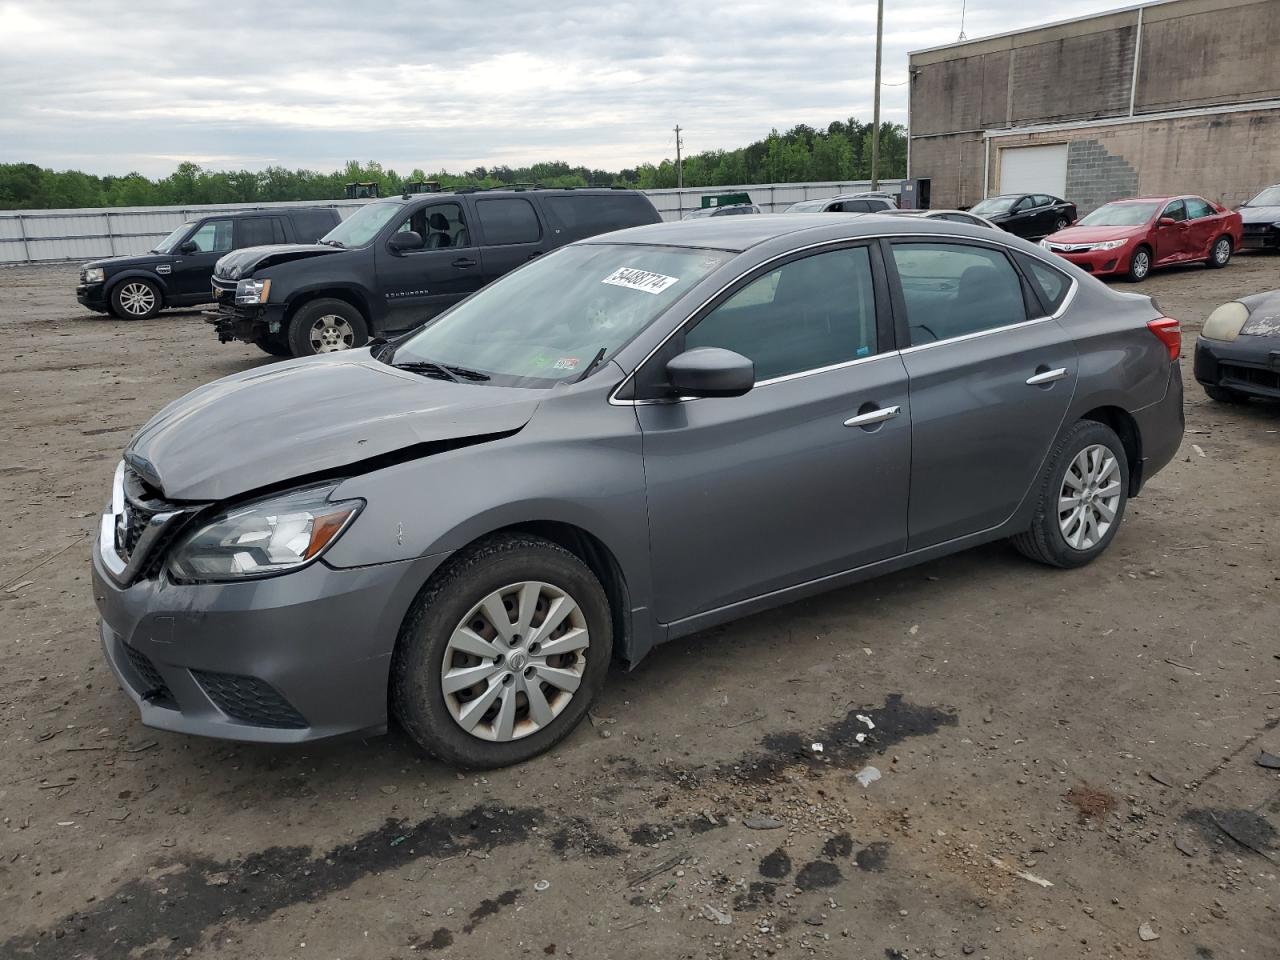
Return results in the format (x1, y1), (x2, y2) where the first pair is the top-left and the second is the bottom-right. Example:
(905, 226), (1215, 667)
(77, 207), (340, 320)
(208, 187), (662, 356)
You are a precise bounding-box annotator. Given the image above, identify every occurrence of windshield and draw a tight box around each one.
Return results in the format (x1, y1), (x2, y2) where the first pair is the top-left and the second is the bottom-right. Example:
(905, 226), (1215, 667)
(151, 223), (193, 253)
(388, 243), (731, 388)
(1078, 202), (1159, 226)
(969, 197), (1016, 216)
(1245, 186), (1280, 207)
(785, 199), (827, 213)
(320, 201), (404, 248)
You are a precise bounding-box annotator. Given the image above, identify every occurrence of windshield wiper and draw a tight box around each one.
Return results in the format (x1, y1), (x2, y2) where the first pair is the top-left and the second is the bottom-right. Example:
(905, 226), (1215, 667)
(319, 239), (345, 248)
(393, 360), (490, 383)
(575, 347), (608, 383)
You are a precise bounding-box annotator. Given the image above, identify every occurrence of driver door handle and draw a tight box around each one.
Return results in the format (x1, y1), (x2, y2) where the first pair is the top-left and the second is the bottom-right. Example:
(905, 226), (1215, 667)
(452, 257), (477, 268)
(1026, 367), (1068, 385)
(844, 405), (901, 428)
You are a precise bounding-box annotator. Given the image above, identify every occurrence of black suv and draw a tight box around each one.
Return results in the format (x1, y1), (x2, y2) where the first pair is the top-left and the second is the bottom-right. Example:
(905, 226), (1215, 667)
(77, 208), (340, 320)
(208, 188), (662, 356)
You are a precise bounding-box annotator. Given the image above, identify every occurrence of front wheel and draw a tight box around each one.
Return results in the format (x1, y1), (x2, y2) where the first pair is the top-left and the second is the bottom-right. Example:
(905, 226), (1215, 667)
(1011, 420), (1129, 569)
(1126, 246), (1152, 283)
(391, 534), (613, 768)
(287, 298), (369, 356)
(111, 279), (162, 320)
(1206, 235), (1232, 269)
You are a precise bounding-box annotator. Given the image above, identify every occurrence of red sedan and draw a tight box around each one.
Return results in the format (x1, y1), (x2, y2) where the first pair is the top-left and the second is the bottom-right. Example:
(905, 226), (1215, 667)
(1040, 196), (1243, 282)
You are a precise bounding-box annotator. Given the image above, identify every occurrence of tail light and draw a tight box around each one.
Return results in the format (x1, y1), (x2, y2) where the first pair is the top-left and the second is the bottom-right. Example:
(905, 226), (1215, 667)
(1147, 317), (1181, 361)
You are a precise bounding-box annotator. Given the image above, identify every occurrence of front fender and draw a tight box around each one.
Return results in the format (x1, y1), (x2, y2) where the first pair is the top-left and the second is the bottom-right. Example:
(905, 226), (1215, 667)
(106, 269), (171, 299)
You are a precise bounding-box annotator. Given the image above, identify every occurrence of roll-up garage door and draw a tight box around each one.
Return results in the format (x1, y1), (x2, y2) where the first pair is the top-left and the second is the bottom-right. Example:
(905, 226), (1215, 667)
(999, 144), (1068, 197)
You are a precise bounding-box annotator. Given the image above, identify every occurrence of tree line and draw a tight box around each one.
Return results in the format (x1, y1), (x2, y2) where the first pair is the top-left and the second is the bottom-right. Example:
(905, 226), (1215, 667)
(0, 120), (907, 210)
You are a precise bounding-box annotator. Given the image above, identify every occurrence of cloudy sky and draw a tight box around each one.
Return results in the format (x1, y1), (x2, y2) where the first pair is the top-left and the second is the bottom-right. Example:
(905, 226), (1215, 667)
(1, 0), (1125, 177)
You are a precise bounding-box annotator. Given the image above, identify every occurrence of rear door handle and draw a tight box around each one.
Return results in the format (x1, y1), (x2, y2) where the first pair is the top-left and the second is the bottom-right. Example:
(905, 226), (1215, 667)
(452, 258), (477, 268)
(844, 405), (901, 428)
(1026, 367), (1068, 385)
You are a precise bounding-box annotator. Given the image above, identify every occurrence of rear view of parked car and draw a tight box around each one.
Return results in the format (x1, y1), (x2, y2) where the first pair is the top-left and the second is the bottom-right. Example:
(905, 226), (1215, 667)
(1041, 196), (1241, 281)
(94, 215), (1183, 768)
(209, 188), (661, 357)
(968, 194), (1076, 239)
(76, 208), (341, 320)
(1194, 288), (1280, 403)
(1237, 183), (1280, 251)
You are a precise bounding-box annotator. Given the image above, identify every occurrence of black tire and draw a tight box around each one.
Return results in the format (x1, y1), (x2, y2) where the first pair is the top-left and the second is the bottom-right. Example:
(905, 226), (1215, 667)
(1054, 216), (1069, 233)
(286, 298), (369, 356)
(1206, 235), (1232, 269)
(1125, 246), (1152, 283)
(1203, 383), (1247, 404)
(1011, 420), (1130, 569)
(253, 333), (292, 357)
(110, 278), (162, 320)
(391, 533), (613, 769)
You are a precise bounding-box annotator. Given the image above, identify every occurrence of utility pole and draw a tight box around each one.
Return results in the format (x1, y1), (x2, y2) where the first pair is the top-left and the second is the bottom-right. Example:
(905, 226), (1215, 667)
(674, 125), (684, 189)
(870, 0), (884, 190)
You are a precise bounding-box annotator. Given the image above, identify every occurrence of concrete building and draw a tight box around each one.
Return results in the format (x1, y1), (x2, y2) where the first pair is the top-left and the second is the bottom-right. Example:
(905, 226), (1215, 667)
(907, 0), (1280, 212)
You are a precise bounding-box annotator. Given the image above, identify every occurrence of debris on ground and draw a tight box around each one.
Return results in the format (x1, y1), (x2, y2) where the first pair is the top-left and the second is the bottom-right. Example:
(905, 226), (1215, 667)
(1174, 837), (1197, 857)
(988, 857), (1054, 888)
(701, 904), (732, 925)
(1065, 783), (1116, 822)
(534, 880), (550, 892)
(1256, 751), (1280, 770)
(744, 815), (785, 830)
(1138, 921), (1160, 941)
(855, 766), (881, 788)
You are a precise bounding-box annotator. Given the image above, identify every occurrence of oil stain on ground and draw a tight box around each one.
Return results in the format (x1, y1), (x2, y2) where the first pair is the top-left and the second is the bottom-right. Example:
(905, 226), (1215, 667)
(3, 804), (542, 959)
(462, 888), (521, 934)
(855, 842), (891, 872)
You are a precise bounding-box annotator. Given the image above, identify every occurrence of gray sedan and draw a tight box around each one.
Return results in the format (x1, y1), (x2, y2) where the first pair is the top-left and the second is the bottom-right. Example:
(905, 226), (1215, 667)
(92, 214), (1184, 768)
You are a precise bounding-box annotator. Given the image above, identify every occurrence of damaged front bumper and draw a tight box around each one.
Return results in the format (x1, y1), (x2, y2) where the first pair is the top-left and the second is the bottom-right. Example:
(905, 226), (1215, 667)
(207, 278), (287, 344)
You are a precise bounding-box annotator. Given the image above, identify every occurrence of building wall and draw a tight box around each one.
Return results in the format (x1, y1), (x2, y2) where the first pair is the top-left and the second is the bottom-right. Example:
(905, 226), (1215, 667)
(908, 0), (1280, 209)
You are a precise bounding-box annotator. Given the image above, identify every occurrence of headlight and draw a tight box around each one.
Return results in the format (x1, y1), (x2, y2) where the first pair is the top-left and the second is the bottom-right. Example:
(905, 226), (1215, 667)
(1039, 240), (1052, 250)
(1093, 239), (1128, 251)
(235, 278), (271, 305)
(1201, 301), (1249, 342)
(167, 484), (362, 581)
(84, 267), (105, 283)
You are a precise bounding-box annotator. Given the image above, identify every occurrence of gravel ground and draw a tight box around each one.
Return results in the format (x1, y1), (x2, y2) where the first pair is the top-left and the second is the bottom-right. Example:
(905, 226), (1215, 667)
(1, 255), (1278, 960)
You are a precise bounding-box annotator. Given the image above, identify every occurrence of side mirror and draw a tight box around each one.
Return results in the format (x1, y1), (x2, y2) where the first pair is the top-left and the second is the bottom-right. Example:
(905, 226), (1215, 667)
(388, 231), (425, 253)
(1157, 217), (1177, 227)
(179, 240), (198, 254)
(666, 347), (754, 398)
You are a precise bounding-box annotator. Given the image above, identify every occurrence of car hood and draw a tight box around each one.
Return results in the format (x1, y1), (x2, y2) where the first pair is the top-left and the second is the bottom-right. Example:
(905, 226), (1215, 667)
(214, 243), (342, 280)
(1045, 224), (1147, 244)
(82, 252), (176, 272)
(125, 353), (542, 501)
(1239, 204), (1280, 225)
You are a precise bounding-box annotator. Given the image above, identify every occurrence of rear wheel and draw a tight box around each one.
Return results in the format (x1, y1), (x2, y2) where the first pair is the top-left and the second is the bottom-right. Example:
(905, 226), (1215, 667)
(110, 279), (162, 320)
(1204, 383), (1247, 404)
(1054, 216), (1069, 233)
(287, 298), (368, 356)
(1012, 420), (1129, 569)
(1126, 246), (1152, 283)
(391, 534), (613, 768)
(1207, 235), (1232, 269)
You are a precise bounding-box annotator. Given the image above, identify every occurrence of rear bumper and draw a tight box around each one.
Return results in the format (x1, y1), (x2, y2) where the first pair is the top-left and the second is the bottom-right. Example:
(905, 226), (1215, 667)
(1194, 335), (1280, 399)
(1131, 360), (1185, 492)
(92, 543), (447, 743)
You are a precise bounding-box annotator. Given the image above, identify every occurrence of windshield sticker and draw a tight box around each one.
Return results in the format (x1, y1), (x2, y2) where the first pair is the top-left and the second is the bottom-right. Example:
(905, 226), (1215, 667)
(553, 357), (580, 370)
(601, 267), (680, 295)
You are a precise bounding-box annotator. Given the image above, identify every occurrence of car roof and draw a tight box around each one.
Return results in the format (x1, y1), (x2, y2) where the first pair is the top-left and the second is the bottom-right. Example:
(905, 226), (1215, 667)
(1097, 196), (1199, 205)
(372, 187), (639, 207)
(583, 212), (999, 253)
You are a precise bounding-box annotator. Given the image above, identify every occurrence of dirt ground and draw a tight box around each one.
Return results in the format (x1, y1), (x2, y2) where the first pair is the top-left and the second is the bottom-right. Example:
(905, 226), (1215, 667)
(1, 254), (1278, 960)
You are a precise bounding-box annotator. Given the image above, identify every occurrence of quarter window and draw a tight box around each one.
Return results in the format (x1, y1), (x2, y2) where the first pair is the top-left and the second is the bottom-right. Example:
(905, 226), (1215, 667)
(890, 242), (1028, 345)
(476, 198), (541, 245)
(188, 219), (233, 253)
(684, 246), (878, 382)
(1015, 252), (1072, 315)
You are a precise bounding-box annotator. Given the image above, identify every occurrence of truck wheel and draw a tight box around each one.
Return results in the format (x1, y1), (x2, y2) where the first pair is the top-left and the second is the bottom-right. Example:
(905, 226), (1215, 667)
(287, 299), (368, 356)
(253, 333), (292, 357)
(110, 279), (162, 320)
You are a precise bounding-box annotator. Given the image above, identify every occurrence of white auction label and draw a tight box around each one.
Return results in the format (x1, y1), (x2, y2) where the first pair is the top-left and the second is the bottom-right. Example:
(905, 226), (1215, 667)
(601, 267), (680, 295)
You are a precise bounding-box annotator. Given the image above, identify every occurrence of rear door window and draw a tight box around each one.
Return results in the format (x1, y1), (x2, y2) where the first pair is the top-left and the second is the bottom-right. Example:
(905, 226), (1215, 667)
(889, 242), (1030, 345)
(476, 198), (542, 246)
(234, 217), (276, 249)
(684, 245), (879, 382)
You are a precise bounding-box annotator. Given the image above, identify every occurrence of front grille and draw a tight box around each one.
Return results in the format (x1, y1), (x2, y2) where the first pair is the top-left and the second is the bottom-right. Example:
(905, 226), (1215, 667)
(123, 644), (176, 707)
(1221, 363), (1280, 395)
(192, 670), (308, 729)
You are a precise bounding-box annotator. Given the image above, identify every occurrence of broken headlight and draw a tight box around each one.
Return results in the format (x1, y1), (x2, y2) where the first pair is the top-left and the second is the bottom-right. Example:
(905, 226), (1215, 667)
(167, 484), (362, 582)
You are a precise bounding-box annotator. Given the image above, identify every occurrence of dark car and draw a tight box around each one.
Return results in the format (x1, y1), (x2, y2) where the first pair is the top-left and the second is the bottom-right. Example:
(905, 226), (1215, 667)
(1041, 196), (1242, 282)
(969, 194), (1077, 240)
(1194, 289), (1280, 403)
(1238, 184), (1280, 251)
(784, 193), (897, 213)
(76, 208), (340, 320)
(93, 214), (1183, 767)
(209, 188), (661, 357)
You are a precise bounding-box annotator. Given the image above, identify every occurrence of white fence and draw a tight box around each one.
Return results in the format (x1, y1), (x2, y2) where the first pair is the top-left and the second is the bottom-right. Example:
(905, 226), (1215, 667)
(0, 180), (902, 265)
